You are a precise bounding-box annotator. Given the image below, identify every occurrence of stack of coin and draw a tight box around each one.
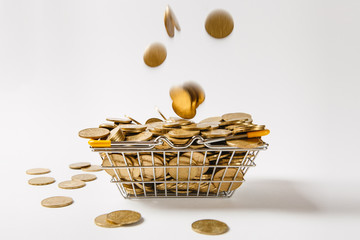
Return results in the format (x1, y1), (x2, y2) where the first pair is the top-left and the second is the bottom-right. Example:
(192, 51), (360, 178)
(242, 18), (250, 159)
(95, 210), (142, 228)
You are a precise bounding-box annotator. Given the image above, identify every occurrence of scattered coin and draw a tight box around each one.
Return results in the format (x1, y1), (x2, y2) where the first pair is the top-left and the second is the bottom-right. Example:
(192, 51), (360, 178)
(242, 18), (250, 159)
(26, 168), (51, 175)
(28, 177), (55, 186)
(81, 165), (102, 172)
(95, 214), (123, 228)
(58, 180), (86, 189)
(71, 174), (97, 182)
(78, 128), (110, 139)
(143, 42), (167, 67)
(205, 9), (234, 39)
(69, 162), (91, 170)
(192, 219), (229, 235)
(107, 210), (142, 225)
(41, 196), (74, 208)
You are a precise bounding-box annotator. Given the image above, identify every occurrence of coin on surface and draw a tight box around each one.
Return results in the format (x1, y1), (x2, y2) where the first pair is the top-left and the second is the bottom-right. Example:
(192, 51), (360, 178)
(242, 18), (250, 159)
(28, 177), (55, 186)
(106, 117), (132, 124)
(202, 129), (232, 138)
(143, 42), (167, 67)
(126, 131), (153, 141)
(107, 210), (142, 225)
(58, 180), (86, 189)
(205, 9), (234, 39)
(94, 214), (123, 228)
(213, 168), (244, 191)
(69, 162), (91, 169)
(226, 137), (263, 148)
(78, 128), (110, 139)
(192, 219), (229, 235)
(41, 196), (73, 208)
(26, 168), (51, 175)
(71, 173), (97, 182)
(167, 129), (200, 138)
(81, 165), (102, 172)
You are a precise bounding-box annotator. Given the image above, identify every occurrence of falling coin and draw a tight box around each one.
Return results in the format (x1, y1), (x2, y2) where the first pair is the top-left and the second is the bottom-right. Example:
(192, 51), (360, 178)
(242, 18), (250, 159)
(94, 214), (123, 228)
(205, 9), (234, 39)
(192, 219), (229, 235)
(58, 180), (86, 189)
(26, 168), (51, 175)
(71, 173), (97, 182)
(106, 210), (142, 225)
(143, 43), (167, 67)
(78, 128), (110, 139)
(81, 165), (102, 172)
(41, 196), (74, 208)
(28, 177), (55, 186)
(69, 162), (91, 170)
(164, 5), (181, 38)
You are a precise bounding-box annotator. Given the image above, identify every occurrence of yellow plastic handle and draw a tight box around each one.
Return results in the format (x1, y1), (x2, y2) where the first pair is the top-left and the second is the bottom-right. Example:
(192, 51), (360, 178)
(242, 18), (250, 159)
(247, 129), (270, 138)
(88, 140), (111, 148)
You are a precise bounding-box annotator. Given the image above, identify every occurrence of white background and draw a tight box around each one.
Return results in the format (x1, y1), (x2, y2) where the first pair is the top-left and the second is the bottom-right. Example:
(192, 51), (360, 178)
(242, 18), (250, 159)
(1, 0), (360, 239)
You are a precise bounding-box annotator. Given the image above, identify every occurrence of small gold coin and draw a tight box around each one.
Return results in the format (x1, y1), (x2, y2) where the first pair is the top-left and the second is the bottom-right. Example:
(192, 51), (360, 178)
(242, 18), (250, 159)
(58, 180), (86, 189)
(41, 196), (73, 208)
(164, 5), (181, 38)
(28, 177), (55, 186)
(202, 129), (232, 138)
(106, 117), (132, 124)
(26, 168), (51, 175)
(107, 210), (142, 225)
(143, 43), (167, 67)
(71, 173), (97, 182)
(95, 214), (123, 228)
(226, 137), (263, 148)
(205, 9), (234, 39)
(222, 112), (252, 122)
(69, 162), (91, 169)
(192, 219), (229, 235)
(78, 128), (110, 139)
(126, 131), (153, 141)
(167, 129), (200, 138)
(145, 118), (163, 124)
(170, 86), (196, 119)
(81, 165), (102, 172)
(163, 122), (181, 128)
(99, 122), (117, 129)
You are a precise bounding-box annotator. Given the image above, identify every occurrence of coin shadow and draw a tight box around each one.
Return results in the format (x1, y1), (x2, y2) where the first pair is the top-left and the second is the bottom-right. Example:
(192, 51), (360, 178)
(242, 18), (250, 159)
(134, 179), (319, 213)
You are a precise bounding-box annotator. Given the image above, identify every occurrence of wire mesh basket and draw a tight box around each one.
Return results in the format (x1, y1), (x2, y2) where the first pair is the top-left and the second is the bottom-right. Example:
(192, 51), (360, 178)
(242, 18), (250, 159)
(90, 135), (268, 199)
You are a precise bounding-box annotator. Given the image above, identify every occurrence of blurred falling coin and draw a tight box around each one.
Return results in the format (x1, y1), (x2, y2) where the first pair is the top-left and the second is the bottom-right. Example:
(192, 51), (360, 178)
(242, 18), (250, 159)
(28, 177), (55, 186)
(78, 128), (110, 139)
(205, 9), (234, 39)
(143, 43), (167, 67)
(26, 168), (51, 175)
(69, 162), (91, 170)
(58, 180), (86, 189)
(107, 210), (142, 225)
(41, 196), (73, 208)
(71, 173), (97, 182)
(192, 219), (229, 235)
(95, 214), (123, 228)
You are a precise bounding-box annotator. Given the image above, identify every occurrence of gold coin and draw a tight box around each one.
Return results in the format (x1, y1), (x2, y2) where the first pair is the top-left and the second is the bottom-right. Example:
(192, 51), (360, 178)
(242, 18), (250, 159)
(143, 42), (167, 67)
(167, 129), (200, 138)
(99, 122), (117, 129)
(163, 122), (181, 128)
(170, 86), (196, 119)
(164, 5), (175, 37)
(202, 129), (232, 138)
(182, 152), (209, 174)
(102, 154), (138, 180)
(199, 116), (222, 123)
(183, 82), (205, 108)
(78, 128), (110, 139)
(213, 168), (243, 191)
(205, 9), (234, 39)
(58, 180), (86, 189)
(41, 196), (73, 208)
(107, 125), (125, 141)
(71, 173), (97, 182)
(182, 123), (211, 131)
(226, 137), (263, 148)
(164, 134), (190, 145)
(139, 155), (165, 180)
(26, 168), (50, 175)
(119, 124), (147, 132)
(106, 117), (132, 124)
(69, 162), (91, 169)
(28, 177), (55, 186)
(81, 165), (102, 172)
(145, 118), (163, 124)
(222, 112), (252, 122)
(168, 156), (200, 180)
(192, 219), (229, 235)
(107, 210), (142, 225)
(94, 214), (123, 228)
(126, 131), (153, 141)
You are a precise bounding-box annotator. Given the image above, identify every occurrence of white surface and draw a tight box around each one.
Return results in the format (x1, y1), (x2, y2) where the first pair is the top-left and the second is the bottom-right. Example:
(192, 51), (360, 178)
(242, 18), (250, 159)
(1, 0), (360, 239)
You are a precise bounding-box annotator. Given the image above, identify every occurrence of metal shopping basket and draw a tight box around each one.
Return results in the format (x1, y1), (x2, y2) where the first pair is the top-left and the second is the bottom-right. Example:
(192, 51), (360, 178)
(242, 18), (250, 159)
(89, 135), (268, 199)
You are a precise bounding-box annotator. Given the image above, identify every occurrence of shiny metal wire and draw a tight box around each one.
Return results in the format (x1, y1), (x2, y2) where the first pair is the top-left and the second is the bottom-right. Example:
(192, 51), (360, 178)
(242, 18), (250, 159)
(93, 136), (268, 199)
